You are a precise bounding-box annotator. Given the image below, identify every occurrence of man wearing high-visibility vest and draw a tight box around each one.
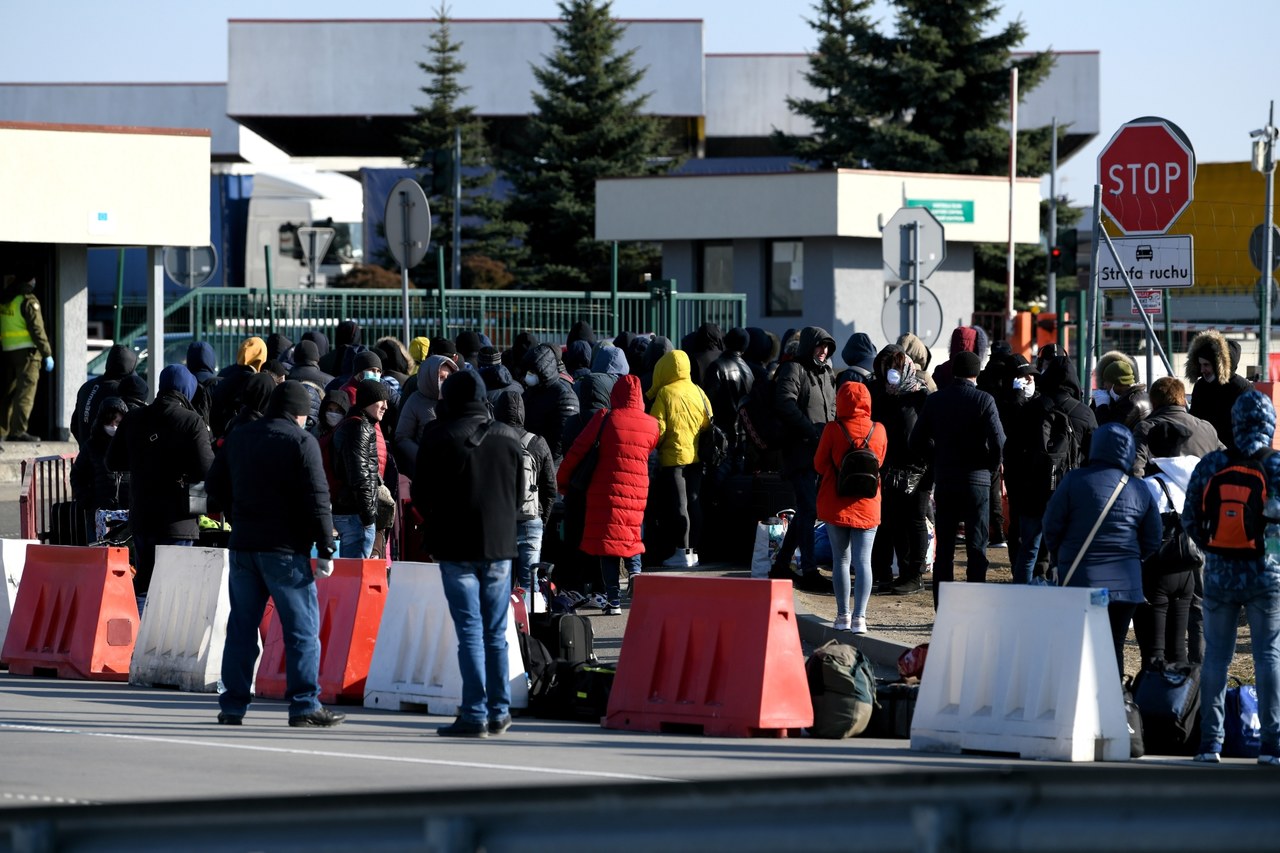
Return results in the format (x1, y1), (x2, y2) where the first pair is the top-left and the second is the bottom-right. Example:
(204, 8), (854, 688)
(0, 271), (54, 443)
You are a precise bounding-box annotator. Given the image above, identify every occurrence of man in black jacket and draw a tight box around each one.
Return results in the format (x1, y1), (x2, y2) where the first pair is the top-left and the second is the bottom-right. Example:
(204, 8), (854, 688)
(910, 350), (1005, 608)
(414, 371), (523, 738)
(1185, 329), (1250, 452)
(702, 327), (754, 463)
(206, 381), (344, 729)
(330, 379), (387, 558)
(71, 344), (139, 448)
(521, 342), (579, 466)
(769, 326), (837, 591)
(1131, 376), (1223, 476)
(106, 364), (213, 605)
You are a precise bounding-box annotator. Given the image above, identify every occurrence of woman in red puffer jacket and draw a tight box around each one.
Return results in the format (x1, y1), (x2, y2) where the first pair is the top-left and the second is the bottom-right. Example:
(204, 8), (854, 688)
(815, 381), (887, 635)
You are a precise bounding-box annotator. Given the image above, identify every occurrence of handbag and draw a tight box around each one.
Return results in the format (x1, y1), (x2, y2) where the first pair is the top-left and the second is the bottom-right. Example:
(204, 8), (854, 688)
(882, 465), (924, 496)
(568, 411), (611, 493)
(697, 397), (727, 470)
(1061, 473), (1129, 587)
(186, 481), (208, 518)
(1142, 478), (1203, 578)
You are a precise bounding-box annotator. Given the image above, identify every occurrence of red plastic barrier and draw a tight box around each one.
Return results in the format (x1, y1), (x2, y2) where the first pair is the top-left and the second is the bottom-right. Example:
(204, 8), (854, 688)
(604, 576), (813, 737)
(255, 559), (387, 704)
(0, 545), (137, 680)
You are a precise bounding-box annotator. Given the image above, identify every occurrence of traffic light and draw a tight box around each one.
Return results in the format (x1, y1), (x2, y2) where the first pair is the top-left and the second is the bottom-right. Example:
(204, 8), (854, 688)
(429, 148), (453, 196)
(1053, 227), (1079, 275)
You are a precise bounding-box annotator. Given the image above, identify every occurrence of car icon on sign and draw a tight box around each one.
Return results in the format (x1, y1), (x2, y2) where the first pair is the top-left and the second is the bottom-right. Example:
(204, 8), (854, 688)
(1135, 244), (1154, 261)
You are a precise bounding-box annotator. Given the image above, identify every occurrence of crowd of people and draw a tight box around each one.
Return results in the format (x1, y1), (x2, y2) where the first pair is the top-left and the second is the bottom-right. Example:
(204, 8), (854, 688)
(60, 317), (1279, 756)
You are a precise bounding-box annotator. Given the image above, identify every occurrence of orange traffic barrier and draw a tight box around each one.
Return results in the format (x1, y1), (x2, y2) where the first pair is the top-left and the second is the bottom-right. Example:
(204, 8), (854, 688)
(604, 576), (813, 737)
(255, 559), (387, 704)
(0, 545), (137, 681)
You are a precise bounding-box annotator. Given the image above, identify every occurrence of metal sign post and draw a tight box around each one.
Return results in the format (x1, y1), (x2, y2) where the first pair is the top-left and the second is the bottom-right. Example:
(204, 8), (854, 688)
(296, 227), (335, 288)
(882, 206), (946, 340)
(1252, 101), (1278, 376)
(384, 178), (432, 345)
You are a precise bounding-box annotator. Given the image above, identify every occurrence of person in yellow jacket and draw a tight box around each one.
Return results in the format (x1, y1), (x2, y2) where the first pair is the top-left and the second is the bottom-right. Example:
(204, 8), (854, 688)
(647, 349), (713, 568)
(0, 271), (54, 443)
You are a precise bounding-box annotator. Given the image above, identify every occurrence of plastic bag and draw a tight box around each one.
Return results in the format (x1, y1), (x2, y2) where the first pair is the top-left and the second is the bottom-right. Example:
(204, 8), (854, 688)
(751, 511), (791, 578)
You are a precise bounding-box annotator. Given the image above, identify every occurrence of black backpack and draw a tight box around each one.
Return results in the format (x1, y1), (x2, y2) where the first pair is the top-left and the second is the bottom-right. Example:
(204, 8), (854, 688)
(835, 422), (881, 498)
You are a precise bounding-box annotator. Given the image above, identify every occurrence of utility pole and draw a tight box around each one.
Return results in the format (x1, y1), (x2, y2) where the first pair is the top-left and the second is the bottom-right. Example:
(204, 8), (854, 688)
(452, 125), (462, 290)
(1047, 117), (1058, 318)
(1253, 102), (1278, 375)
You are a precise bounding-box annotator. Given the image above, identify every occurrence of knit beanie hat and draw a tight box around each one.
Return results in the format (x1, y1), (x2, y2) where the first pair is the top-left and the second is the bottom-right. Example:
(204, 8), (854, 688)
(478, 346), (502, 367)
(355, 378), (390, 410)
(430, 338), (458, 360)
(953, 351), (982, 379)
(1104, 360), (1136, 387)
(294, 340), (320, 366)
(353, 350), (382, 374)
(272, 380), (314, 418)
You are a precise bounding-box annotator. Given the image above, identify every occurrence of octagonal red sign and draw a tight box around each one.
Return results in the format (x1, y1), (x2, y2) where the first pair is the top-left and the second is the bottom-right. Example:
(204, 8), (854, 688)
(1097, 118), (1196, 236)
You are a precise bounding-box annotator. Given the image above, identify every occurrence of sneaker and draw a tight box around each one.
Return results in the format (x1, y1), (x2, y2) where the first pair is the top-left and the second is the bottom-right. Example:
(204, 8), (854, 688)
(288, 707), (346, 728)
(849, 616), (868, 635)
(1258, 754), (1280, 766)
(892, 578), (924, 596)
(488, 715), (513, 736)
(216, 712), (243, 725)
(605, 602), (623, 615)
(794, 571), (833, 594)
(872, 581), (896, 596)
(688, 550), (700, 567)
(662, 549), (696, 569)
(988, 539), (1007, 549)
(833, 614), (851, 631)
(1193, 752), (1220, 764)
(438, 717), (488, 738)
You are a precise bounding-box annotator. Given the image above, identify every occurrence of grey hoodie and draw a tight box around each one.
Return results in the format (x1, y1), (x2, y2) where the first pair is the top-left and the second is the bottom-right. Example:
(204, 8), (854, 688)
(395, 354), (458, 469)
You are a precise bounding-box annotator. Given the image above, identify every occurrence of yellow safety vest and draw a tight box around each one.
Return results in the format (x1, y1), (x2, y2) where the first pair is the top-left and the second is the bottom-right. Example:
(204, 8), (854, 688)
(0, 294), (33, 352)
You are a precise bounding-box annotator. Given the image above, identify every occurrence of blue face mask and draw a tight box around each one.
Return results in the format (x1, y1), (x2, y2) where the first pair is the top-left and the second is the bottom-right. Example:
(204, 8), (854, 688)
(361, 370), (380, 381)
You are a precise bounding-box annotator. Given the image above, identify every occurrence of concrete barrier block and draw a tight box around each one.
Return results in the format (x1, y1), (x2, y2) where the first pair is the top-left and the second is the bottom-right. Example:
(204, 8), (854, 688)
(0, 539), (38, 659)
(129, 546), (231, 692)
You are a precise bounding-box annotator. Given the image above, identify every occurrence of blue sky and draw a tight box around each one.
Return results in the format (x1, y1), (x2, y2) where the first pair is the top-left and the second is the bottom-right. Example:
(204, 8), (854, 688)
(2, 1), (1277, 197)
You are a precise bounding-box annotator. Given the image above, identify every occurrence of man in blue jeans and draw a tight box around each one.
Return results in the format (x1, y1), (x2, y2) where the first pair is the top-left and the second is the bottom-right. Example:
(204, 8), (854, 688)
(206, 381), (344, 728)
(414, 370), (522, 737)
(1181, 389), (1280, 765)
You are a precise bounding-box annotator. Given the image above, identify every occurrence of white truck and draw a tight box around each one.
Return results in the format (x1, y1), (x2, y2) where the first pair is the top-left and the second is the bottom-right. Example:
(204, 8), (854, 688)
(244, 167), (364, 289)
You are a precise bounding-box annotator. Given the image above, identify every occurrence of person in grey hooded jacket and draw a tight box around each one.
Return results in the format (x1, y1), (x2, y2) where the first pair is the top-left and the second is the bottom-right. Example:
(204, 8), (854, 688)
(395, 353), (457, 471)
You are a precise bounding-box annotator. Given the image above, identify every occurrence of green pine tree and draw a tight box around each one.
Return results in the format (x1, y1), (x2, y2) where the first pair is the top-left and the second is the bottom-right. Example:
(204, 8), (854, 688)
(400, 5), (526, 288)
(505, 0), (675, 289)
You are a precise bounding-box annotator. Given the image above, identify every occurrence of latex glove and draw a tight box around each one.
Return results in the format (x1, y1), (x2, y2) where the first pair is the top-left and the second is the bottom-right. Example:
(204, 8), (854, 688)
(314, 558), (334, 578)
(42, 356), (54, 373)
(1091, 388), (1110, 408)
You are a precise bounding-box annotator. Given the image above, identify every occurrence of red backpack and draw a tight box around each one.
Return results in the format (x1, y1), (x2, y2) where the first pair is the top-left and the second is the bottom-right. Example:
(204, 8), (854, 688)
(1199, 450), (1274, 557)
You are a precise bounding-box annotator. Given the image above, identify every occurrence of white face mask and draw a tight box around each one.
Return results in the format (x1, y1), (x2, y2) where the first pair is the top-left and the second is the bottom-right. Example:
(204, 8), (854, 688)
(885, 368), (902, 386)
(324, 411), (344, 427)
(1012, 377), (1027, 393)
(1109, 387), (1122, 402)
(1021, 381), (1035, 399)
(103, 424), (118, 437)
(524, 372), (539, 387)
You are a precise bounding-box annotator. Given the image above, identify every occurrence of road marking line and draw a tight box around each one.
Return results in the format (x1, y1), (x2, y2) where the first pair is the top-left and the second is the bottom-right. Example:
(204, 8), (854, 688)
(0, 723), (680, 783)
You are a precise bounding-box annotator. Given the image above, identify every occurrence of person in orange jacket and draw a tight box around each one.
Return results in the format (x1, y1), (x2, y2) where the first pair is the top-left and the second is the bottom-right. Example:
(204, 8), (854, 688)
(814, 381), (887, 634)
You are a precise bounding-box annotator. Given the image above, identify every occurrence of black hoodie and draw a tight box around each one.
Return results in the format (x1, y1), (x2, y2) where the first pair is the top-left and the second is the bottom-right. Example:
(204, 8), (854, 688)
(772, 326), (838, 473)
(72, 344), (139, 446)
(492, 388), (557, 523)
(320, 320), (361, 377)
(521, 343), (580, 463)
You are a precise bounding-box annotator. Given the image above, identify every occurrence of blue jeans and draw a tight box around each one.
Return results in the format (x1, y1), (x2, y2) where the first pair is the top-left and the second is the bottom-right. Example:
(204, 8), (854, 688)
(439, 560), (512, 725)
(827, 524), (876, 621)
(599, 554), (641, 603)
(333, 514), (375, 559)
(1199, 584), (1280, 757)
(515, 518), (544, 591)
(1011, 514), (1044, 584)
(220, 550), (321, 718)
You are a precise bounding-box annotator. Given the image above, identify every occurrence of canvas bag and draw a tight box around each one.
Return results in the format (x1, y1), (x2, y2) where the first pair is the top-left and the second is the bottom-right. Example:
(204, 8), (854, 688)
(805, 640), (877, 739)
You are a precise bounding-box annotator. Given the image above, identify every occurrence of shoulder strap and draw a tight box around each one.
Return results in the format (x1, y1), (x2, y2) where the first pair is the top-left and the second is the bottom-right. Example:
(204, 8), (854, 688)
(1154, 475), (1176, 511)
(590, 410), (611, 448)
(1063, 473), (1129, 587)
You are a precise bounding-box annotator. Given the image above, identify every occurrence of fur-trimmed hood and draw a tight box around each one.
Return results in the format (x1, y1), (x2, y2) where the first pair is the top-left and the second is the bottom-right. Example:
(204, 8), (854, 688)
(1184, 329), (1232, 385)
(1096, 349), (1138, 386)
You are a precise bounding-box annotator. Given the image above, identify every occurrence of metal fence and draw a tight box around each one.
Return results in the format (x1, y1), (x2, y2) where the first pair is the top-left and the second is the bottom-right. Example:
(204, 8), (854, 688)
(90, 284), (745, 374)
(18, 454), (80, 545)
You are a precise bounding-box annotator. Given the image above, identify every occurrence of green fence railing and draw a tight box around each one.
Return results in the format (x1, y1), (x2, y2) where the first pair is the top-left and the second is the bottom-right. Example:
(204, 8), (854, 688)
(88, 284), (746, 374)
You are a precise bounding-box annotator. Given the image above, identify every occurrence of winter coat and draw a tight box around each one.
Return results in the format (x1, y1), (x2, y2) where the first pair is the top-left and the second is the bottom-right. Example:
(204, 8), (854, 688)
(1043, 423), (1162, 604)
(639, 335), (674, 397)
(289, 343), (335, 389)
(71, 344), (139, 446)
(205, 413), (335, 557)
(412, 373), (522, 562)
(70, 397), (130, 513)
(557, 375), (660, 557)
(479, 363), (525, 407)
(563, 371), (616, 452)
(105, 389), (213, 539)
(772, 326), (838, 473)
(702, 350), (753, 432)
(1130, 404), (1223, 476)
(685, 323), (725, 388)
(590, 344), (630, 377)
(1004, 390), (1092, 514)
(871, 361), (929, 473)
(395, 354), (456, 469)
(331, 410), (382, 525)
(836, 332), (878, 386)
(910, 379), (1004, 488)
(1185, 329), (1251, 451)
(815, 382), (888, 529)
(647, 350), (714, 468)
(933, 326), (989, 390)
(493, 389), (557, 524)
(319, 319), (361, 377)
(1183, 389), (1280, 595)
(522, 343), (580, 464)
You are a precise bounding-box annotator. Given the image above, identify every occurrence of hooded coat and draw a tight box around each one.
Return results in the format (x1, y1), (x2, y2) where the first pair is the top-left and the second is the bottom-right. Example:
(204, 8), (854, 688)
(70, 396), (130, 513)
(910, 371), (1005, 488)
(685, 323), (725, 388)
(1185, 329), (1251, 451)
(563, 370), (617, 452)
(836, 333), (878, 386)
(815, 382), (888, 529)
(1130, 403), (1223, 476)
(566, 321), (597, 348)
(522, 343), (580, 463)
(319, 320), (361, 376)
(1043, 422), (1162, 603)
(503, 331), (540, 375)
(647, 350), (714, 468)
(71, 344), (139, 446)
(564, 340), (594, 379)
(395, 354), (457, 469)
(288, 340), (335, 388)
(639, 336), (673, 397)
(933, 326), (989, 390)
(1183, 390), (1280, 595)
(492, 389), (557, 524)
(557, 374), (660, 557)
(772, 326), (838, 473)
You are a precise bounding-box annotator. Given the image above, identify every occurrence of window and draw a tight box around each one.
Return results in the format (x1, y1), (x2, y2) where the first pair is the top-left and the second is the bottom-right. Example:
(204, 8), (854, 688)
(700, 243), (733, 293)
(766, 240), (804, 317)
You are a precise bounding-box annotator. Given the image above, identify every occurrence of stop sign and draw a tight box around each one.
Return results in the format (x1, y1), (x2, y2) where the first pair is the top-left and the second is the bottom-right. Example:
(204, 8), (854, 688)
(1097, 118), (1196, 235)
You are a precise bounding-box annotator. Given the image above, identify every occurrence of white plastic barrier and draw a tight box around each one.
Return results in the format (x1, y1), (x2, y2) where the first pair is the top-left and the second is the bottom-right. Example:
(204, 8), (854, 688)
(0, 539), (37, 657)
(129, 545), (232, 692)
(364, 561), (528, 715)
(910, 584), (1130, 762)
